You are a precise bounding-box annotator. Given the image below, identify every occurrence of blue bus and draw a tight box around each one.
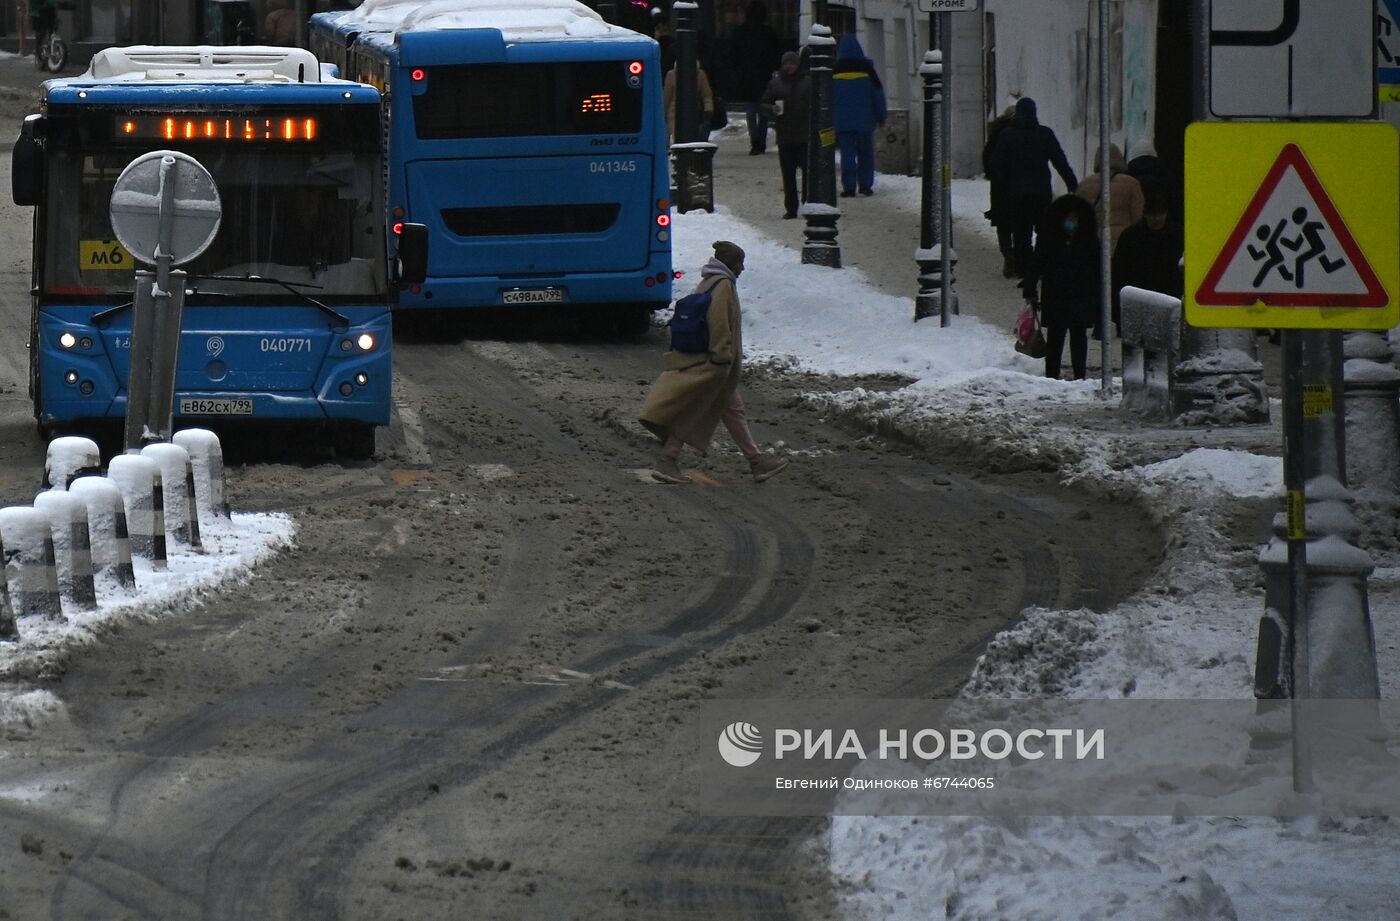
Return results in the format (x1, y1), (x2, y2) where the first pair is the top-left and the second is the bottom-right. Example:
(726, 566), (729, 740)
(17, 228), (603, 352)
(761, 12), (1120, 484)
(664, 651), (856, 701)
(310, 1), (673, 332)
(12, 45), (421, 458)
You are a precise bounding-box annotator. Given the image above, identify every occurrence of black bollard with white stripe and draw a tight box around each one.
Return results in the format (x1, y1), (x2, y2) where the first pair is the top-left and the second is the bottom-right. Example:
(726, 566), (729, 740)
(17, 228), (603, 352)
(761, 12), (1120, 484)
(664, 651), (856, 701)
(0, 506), (64, 621)
(33, 490), (99, 612)
(44, 436), (101, 490)
(0, 542), (16, 640)
(173, 428), (229, 521)
(68, 476), (137, 589)
(107, 454), (167, 570)
(142, 443), (201, 551)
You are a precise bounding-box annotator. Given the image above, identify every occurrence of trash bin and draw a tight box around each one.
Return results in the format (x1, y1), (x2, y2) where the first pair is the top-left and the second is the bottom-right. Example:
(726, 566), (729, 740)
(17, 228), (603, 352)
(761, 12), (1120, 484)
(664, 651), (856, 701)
(671, 142), (717, 214)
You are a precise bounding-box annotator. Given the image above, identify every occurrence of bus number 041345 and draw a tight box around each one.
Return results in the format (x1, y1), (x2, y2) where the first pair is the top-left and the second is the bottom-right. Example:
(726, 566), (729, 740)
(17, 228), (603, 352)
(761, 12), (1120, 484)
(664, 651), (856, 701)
(589, 160), (637, 173)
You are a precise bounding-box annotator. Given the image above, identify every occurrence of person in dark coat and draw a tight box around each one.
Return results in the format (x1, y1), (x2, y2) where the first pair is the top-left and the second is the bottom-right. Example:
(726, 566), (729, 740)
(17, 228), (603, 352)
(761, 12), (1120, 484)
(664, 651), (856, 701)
(1111, 188), (1184, 333)
(990, 97), (1079, 280)
(733, 1), (783, 155)
(760, 52), (811, 219)
(982, 105), (1017, 278)
(831, 33), (887, 197)
(1022, 195), (1100, 381)
(1126, 139), (1182, 225)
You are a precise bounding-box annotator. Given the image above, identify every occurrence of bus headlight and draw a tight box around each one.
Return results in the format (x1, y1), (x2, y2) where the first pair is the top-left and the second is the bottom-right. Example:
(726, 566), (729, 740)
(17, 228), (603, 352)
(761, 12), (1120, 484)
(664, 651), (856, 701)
(64, 370), (79, 384)
(59, 332), (77, 349)
(357, 333), (375, 351)
(355, 372), (369, 386)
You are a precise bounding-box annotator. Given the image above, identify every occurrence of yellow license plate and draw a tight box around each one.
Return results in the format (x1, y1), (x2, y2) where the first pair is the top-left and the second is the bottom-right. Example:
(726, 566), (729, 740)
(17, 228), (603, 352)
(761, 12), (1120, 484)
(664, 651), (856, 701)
(79, 239), (134, 271)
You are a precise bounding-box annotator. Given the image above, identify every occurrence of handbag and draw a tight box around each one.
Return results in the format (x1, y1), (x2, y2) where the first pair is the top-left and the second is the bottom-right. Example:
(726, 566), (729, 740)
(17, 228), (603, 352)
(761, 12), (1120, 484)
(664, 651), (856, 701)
(1014, 304), (1047, 359)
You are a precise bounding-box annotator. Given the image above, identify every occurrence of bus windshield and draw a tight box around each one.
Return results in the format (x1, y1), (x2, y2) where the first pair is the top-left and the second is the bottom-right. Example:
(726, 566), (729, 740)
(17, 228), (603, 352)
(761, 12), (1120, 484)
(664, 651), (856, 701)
(43, 146), (385, 303)
(412, 61), (644, 139)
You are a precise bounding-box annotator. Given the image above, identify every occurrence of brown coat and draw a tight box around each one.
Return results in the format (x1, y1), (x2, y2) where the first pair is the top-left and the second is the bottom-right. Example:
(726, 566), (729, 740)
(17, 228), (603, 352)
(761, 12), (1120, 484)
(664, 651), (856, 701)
(1075, 144), (1145, 254)
(639, 272), (741, 452)
(663, 65), (715, 140)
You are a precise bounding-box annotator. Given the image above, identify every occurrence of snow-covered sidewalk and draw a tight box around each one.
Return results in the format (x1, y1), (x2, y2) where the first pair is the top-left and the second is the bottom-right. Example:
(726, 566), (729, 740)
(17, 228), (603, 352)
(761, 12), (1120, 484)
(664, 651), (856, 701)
(670, 199), (1400, 921)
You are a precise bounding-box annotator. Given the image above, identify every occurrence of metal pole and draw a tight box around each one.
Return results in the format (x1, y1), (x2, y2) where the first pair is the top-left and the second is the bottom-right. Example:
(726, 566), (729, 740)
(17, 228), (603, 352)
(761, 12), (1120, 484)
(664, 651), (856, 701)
(1281, 330), (1314, 793)
(123, 271), (156, 452)
(801, 23), (841, 267)
(915, 46), (941, 321)
(939, 12), (955, 323)
(1097, 0), (1112, 393)
(674, 2), (700, 144)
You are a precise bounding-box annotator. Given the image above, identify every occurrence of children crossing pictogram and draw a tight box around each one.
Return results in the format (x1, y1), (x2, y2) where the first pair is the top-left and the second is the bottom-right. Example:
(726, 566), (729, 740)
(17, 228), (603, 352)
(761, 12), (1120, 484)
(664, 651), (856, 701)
(1196, 143), (1387, 309)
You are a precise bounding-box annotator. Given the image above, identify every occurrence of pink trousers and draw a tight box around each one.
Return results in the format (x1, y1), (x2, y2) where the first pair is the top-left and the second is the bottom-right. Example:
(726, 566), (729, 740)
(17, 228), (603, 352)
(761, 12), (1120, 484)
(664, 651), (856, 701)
(663, 390), (760, 460)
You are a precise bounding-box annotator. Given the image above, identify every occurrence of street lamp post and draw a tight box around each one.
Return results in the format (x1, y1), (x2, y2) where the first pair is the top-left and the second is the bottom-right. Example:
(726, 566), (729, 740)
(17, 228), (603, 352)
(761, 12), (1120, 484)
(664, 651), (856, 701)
(800, 23), (841, 267)
(673, 1), (700, 144)
(915, 48), (944, 321)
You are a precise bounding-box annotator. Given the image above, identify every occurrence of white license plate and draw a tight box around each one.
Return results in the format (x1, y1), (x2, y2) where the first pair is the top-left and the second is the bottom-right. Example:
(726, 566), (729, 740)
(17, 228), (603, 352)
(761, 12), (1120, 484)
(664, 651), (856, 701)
(180, 398), (253, 416)
(502, 287), (564, 305)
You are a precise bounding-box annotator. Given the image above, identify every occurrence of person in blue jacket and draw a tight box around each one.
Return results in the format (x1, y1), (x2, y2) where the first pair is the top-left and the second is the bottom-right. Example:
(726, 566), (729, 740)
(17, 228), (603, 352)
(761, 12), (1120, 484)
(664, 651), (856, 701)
(832, 33), (887, 197)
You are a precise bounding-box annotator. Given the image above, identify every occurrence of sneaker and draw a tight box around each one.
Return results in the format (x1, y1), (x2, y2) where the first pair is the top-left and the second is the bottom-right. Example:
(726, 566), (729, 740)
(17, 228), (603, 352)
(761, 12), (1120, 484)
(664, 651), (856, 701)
(1002, 255), (1016, 278)
(749, 454), (789, 483)
(652, 456), (690, 484)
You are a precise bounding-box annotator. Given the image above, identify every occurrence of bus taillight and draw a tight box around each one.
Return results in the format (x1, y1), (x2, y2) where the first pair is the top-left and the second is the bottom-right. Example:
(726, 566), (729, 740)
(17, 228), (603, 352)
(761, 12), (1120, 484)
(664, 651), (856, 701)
(392, 222), (404, 235)
(656, 214), (670, 227)
(411, 68), (426, 81)
(628, 61), (643, 75)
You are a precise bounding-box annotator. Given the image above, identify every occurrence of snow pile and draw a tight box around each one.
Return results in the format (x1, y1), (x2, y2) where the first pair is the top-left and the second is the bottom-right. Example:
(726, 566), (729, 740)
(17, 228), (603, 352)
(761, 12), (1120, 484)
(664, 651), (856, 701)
(1137, 448), (1283, 499)
(672, 206), (1048, 387)
(333, 0), (616, 39)
(0, 512), (295, 684)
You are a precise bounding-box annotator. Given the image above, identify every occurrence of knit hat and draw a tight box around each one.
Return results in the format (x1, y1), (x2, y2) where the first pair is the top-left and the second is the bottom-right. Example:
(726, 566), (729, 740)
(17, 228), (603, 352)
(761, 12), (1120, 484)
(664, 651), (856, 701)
(713, 240), (745, 273)
(781, 51), (800, 67)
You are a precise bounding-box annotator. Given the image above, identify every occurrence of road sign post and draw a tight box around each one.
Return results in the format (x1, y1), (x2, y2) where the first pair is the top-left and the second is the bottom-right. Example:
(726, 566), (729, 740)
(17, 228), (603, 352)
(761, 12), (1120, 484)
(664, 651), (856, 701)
(1188, 46), (1392, 792)
(110, 151), (222, 451)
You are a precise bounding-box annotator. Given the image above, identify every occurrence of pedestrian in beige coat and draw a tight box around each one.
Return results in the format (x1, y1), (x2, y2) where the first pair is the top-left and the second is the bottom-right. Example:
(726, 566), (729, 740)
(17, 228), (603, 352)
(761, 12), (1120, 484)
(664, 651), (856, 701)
(1075, 143), (1144, 255)
(639, 241), (789, 484)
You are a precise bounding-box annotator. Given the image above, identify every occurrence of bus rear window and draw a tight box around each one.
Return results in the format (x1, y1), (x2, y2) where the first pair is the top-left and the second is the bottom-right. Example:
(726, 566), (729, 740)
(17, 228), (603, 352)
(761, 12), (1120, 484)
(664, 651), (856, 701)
(412, 61), (643, 139)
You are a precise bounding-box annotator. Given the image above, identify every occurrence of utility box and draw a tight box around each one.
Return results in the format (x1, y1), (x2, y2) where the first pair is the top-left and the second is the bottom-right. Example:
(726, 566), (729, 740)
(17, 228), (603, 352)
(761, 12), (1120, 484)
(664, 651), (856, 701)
(875, 108), (913, 176)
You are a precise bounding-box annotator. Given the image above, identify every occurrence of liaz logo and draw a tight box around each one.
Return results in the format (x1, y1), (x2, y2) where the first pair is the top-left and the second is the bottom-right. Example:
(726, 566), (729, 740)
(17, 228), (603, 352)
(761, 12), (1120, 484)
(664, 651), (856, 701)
(717, 722), (763, 767)
(206, 336), (225, 357)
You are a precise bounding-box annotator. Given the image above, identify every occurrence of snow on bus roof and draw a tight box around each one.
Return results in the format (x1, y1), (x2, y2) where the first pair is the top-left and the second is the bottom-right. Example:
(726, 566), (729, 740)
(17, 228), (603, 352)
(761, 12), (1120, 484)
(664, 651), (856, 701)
(328, 0), (621, 40)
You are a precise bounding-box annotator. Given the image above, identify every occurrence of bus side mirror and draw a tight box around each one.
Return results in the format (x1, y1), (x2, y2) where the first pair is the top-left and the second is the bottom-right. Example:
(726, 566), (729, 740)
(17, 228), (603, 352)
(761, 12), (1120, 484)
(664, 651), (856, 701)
(12, 114), (43, 207)
(397, 222), (429, 286)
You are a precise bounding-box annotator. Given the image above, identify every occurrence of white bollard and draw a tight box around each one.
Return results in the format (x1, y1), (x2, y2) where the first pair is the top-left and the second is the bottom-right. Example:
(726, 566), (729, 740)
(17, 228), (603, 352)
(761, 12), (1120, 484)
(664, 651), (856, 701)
(68, 476), (137, 589)
(107, 454), (167, 570)
(0, 507), (63, 621)
(173, 428), (229, 522)
(44, 436), (101, 490)
(33, 490), (98, 612)
(141, 443), (201, 551)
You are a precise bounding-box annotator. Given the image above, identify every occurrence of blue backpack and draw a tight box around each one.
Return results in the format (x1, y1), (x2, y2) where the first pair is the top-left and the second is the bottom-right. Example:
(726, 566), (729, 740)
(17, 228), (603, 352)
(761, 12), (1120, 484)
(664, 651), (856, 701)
(668, 285), (715, 354)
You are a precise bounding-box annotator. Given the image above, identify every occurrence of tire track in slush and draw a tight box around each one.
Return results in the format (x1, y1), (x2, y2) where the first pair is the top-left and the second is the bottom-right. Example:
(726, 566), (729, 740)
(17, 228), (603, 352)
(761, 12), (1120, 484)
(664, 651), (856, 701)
(203, 489), (806, 921)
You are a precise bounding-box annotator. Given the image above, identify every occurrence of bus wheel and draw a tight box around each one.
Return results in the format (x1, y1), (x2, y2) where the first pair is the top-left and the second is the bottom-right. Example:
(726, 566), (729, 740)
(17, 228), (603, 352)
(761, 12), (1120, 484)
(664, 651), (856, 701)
(612, 305), (652, 338)
(334, 423), (376, 461)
